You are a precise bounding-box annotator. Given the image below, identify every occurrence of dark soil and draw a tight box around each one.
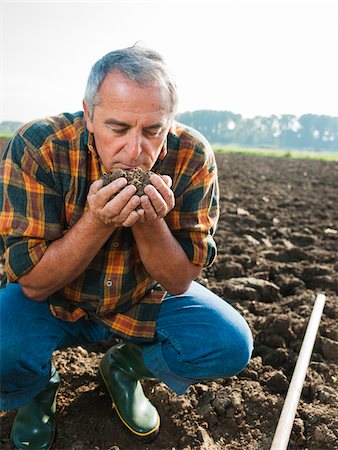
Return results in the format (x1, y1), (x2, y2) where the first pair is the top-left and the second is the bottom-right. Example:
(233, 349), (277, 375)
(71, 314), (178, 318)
(101, 168), (155, 196)
(1, 152), (338, 450)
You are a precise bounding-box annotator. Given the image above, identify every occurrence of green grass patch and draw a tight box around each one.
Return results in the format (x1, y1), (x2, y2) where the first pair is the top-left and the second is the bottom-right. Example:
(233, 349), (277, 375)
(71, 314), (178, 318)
(0, 133), (12, 139)
(213, 146), (338, 162)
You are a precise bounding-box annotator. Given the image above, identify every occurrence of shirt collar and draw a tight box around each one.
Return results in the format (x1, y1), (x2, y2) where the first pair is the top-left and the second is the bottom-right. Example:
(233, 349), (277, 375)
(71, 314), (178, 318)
(86, 129), (97, 157)
(158, 137), (168, 161)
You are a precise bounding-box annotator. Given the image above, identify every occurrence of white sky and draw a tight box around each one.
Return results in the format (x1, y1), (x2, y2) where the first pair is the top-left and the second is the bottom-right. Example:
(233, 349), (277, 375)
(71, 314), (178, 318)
(1, 0), (338, 122)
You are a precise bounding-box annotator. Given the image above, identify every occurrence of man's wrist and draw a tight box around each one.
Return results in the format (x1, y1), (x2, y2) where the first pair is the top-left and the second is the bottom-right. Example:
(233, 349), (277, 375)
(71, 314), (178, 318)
(132, 217), (165, 233)
(82, 209), (117, 233)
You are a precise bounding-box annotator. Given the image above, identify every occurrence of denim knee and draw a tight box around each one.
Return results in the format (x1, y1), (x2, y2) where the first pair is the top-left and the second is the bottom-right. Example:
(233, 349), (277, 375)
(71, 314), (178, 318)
(217, 314), (254, 376)
(187, 309), (253, 379)
(152, 283), (254, 383)
(144, 298), (253, 396)
(199, 296), (253, 378)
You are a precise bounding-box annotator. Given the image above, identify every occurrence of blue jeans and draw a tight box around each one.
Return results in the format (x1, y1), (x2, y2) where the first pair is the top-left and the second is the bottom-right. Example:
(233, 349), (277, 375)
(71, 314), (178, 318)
(0, 282), (253, 410)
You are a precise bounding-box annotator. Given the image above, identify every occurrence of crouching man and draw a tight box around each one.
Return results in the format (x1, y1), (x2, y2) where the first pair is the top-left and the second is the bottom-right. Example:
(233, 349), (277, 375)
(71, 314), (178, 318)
(0, 45), (253, 449)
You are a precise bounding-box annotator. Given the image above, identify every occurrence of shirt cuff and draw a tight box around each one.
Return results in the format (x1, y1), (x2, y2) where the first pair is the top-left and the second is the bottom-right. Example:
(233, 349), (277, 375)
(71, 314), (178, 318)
(4, 239), (49, 282)
(175, 233), (217, 267)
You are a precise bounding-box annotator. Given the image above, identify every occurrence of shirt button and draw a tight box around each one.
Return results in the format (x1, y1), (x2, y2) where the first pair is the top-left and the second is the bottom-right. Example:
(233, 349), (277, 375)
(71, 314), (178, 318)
(106, 280), (113, 287)
(113, 241), (119, 248)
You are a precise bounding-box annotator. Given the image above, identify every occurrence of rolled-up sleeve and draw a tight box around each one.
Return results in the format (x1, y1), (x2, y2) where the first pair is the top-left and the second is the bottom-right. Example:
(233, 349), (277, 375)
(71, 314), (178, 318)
(0, 133), (64, 282)
(165, 145), (219, 268)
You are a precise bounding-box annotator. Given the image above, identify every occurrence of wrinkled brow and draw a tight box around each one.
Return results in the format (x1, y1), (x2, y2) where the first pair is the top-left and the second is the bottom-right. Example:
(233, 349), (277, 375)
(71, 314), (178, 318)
(103, 118), (165, 129)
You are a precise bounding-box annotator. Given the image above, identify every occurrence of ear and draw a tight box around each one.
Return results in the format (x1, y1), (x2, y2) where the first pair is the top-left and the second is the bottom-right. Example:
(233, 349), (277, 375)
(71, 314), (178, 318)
(83, 100), (94, 133)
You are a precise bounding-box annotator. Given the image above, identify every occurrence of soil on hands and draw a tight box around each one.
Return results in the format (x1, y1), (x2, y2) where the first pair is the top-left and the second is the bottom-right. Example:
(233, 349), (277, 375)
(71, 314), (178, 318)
(101, 168), (156, 196)
(1, 153), (337, 450)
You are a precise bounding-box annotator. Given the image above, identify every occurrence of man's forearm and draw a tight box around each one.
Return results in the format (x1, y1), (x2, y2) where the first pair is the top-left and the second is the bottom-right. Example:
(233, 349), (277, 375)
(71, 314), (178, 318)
(19, 211), (115, 301)
(131, 219), (202, 294)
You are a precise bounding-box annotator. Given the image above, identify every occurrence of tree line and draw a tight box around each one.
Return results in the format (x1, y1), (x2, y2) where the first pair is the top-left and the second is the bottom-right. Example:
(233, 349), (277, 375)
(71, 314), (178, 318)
(1, 111), (337, 151)
(175, 111), (338, 151)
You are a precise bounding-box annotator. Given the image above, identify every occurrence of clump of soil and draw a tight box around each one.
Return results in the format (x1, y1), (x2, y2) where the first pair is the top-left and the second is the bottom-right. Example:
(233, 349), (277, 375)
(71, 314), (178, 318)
(101, 168), (156, 196)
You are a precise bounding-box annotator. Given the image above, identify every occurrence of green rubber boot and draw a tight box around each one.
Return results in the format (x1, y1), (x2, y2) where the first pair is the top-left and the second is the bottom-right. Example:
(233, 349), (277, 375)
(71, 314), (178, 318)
(11, 369), (60, 450)
(99, 342), (160, 442)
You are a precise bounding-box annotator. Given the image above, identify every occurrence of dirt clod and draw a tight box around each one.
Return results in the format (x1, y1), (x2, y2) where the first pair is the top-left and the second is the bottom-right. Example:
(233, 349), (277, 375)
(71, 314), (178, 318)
(101, 168), (156, 196)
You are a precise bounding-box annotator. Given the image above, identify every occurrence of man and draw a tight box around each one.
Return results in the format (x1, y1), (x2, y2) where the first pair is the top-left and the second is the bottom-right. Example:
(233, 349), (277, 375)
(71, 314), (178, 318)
(0, 45), (253, 449)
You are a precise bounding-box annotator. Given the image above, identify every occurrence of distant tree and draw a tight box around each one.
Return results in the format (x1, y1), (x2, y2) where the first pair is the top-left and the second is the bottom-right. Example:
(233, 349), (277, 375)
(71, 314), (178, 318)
(0, 121), (23, 135)
(175, 111), (338, 151)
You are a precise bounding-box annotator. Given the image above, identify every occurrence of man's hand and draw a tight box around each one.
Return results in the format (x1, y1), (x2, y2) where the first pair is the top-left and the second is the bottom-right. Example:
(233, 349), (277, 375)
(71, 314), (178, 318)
(87, 177), (142, 227)
(136, 174), (175, 224)
(19, 177), (143, 301)
(131, 173), (200, 294)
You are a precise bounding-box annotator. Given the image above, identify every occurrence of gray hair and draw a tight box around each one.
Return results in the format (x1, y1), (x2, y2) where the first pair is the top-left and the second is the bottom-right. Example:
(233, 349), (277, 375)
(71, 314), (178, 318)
(84, 45), (178, 117)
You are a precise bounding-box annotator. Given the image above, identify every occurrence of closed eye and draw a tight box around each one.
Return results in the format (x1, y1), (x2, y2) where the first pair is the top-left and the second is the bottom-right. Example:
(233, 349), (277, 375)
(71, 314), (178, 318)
(111, 128), (128, 135)
(143, 128), (163, 138)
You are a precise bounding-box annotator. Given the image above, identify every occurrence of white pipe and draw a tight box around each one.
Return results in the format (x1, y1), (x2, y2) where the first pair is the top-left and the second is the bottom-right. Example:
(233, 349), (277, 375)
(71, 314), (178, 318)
(270, 293), (326, 450)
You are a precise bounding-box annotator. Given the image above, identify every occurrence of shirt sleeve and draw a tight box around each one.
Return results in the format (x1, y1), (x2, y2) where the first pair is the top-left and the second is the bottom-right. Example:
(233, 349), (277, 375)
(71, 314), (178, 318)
(0, 133), (65, 282)
(165, 133), (219, 268)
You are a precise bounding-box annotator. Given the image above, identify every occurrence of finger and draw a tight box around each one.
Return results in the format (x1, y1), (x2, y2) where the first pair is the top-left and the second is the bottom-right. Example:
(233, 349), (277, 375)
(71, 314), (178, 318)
(136, 208), (146, 224)
(89, 179), (104, 195)
(117, 194), (141, 222)
(140, 194), (158, 222)
(122, 210), (140, 227)
(161, 175), (173, 188)
(104, 185), (138, 217)
(143, 184), (172, 218)
(100, 177), (128, 199)
(94, 177), (128, 208)
(149, 175), (175, 210)
(137, 208), (145, 218)
(149, 174), (166, 190)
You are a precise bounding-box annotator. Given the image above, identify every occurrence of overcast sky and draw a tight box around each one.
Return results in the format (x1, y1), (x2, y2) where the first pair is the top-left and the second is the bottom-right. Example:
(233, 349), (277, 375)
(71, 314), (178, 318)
(1, 0), (338, 123)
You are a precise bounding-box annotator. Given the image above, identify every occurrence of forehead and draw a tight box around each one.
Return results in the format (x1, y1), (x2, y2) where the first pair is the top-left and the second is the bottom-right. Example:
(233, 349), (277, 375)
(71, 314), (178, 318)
(97, 71), (172, 120)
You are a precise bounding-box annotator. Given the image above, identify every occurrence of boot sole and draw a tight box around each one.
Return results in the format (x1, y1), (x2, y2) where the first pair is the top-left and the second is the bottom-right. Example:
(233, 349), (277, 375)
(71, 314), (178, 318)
(98, 364), (160, 443)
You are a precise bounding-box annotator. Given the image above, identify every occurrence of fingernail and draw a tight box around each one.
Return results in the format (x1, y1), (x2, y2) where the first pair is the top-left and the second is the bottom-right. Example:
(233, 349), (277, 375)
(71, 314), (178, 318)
(117, 178), (127, 188)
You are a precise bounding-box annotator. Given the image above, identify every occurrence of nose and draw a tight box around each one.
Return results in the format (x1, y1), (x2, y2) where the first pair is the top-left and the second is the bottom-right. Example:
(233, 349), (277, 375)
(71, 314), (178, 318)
(128, 132), (142, 161)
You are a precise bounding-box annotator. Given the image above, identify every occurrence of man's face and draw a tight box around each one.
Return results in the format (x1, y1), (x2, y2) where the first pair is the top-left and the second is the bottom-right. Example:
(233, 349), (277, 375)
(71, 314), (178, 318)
(83, 71), (173, 171)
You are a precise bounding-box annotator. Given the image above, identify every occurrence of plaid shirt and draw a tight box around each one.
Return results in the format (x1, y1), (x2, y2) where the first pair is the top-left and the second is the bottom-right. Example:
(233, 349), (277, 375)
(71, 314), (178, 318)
(0, 112), (219, 341)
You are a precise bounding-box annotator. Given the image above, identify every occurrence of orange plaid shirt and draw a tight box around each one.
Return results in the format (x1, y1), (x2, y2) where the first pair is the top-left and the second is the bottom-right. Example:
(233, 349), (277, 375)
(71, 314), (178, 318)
(0, 112), (219, 341)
